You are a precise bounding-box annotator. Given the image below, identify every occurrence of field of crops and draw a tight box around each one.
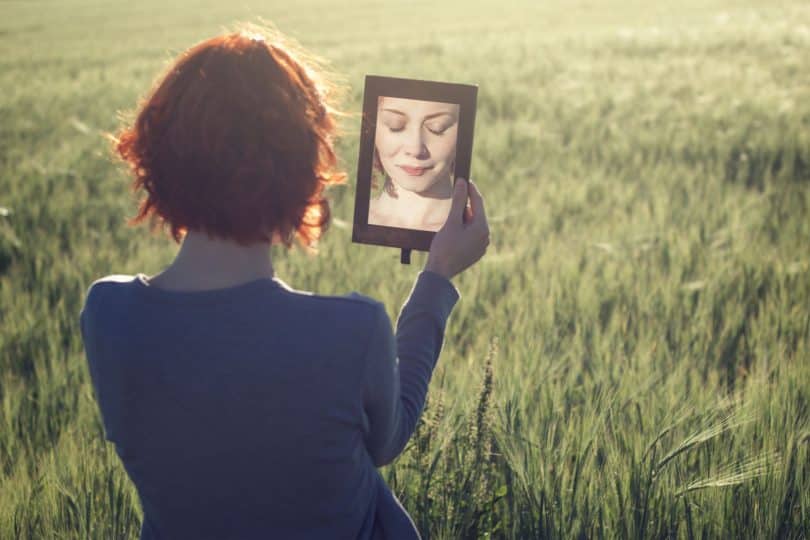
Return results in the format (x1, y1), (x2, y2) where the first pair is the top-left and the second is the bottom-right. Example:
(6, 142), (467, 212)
(1, 0), (809, 538)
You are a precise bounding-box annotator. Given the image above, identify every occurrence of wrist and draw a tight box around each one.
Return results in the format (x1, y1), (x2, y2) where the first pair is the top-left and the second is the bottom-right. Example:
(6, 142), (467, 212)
(424, 257), (453, 280)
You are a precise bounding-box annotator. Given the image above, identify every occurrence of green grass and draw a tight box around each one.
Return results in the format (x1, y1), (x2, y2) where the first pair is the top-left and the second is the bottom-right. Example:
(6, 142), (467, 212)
(1, 0), (809, 538)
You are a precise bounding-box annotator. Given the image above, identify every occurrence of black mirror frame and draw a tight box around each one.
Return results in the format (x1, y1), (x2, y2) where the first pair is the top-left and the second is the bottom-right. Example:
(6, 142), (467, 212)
(351, 75), (478, 253)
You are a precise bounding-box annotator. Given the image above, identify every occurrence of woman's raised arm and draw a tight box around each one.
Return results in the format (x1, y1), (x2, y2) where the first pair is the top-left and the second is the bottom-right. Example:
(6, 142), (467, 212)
(362, 271), (459, 466)
(361, 177), (489, 466)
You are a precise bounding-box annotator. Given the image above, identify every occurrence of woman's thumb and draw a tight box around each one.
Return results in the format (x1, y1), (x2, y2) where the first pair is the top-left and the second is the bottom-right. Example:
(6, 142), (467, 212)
(448, 178), (469, 223)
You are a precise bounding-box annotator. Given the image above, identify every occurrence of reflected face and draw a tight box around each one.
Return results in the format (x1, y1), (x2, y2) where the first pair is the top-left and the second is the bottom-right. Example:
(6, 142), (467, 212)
(374, 97), (459, 195)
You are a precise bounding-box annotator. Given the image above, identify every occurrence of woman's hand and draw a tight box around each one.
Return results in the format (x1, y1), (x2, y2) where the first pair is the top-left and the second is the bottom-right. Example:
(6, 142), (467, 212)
(425, 178), (490, 280)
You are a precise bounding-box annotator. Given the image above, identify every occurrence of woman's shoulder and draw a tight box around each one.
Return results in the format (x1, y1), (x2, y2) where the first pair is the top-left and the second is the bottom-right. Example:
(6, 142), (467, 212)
(82, 274), (138, 302)
(87, 274), (139, 287)
(79, 273), (390, 333)
(291, 288), (388, 324)
(86, 272), (143, 295)
(79, 274), (139, 319)
(81, 273), (387, 321)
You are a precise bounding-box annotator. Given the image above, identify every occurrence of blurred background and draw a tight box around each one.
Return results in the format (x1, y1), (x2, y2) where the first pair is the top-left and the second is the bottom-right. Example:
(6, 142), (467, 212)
(1, 1), (808, 538)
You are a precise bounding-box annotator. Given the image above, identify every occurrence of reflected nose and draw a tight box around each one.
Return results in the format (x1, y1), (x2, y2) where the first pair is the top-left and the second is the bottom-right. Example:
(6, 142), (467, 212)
(402, 128), (430, 160)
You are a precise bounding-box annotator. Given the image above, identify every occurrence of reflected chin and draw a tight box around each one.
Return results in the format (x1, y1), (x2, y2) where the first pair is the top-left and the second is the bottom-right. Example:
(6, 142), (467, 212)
(390, 172), (446, 197)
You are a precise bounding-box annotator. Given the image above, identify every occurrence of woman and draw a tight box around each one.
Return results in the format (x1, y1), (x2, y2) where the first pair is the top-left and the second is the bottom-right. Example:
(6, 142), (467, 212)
(79, 26), (489, 540)
(368, 97), (460, 231)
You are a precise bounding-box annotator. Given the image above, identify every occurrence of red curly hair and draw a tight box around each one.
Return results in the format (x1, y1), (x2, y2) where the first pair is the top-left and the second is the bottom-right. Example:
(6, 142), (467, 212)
(115, 26), (346, 248)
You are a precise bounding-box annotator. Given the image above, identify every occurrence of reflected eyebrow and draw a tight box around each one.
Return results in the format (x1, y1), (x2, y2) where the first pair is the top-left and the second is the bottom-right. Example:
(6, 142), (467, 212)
(381, 108), (457, 120)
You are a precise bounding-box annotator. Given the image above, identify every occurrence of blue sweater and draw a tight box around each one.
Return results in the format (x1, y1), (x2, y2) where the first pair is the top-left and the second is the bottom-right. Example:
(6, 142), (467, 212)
(79, 270), (459, 539)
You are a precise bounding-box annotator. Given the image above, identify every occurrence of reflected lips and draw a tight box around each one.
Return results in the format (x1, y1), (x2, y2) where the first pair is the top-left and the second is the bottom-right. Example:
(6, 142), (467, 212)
(398, 165), (433, 176)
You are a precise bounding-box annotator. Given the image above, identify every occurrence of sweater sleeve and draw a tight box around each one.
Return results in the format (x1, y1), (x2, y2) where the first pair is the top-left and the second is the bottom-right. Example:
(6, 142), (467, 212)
(362, 270), (460, 467)
(78, 284), (116, 442)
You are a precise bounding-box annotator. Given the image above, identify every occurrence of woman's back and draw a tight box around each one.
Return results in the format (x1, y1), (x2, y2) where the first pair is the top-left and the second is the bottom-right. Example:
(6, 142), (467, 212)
(80, 271), (459, 539)
(80, 24), (488, 539)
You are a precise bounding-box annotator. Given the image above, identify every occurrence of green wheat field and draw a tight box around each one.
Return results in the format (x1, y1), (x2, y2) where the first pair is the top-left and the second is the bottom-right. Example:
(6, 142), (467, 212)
(1, 0), (809, 538)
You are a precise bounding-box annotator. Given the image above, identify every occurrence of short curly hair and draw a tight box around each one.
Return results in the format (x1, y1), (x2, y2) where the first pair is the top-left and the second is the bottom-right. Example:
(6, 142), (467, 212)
(115, 26), (346, 248)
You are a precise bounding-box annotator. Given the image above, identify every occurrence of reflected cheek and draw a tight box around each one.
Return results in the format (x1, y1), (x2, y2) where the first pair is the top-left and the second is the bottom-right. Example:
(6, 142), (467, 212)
(375, 130), (401, 158)
(430, 140), (457, 166)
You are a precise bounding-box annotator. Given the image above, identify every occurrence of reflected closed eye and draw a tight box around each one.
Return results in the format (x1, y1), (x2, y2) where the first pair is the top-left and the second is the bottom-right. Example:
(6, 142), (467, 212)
(383, 122), (452, 134)
(426, 123), (452, 135)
